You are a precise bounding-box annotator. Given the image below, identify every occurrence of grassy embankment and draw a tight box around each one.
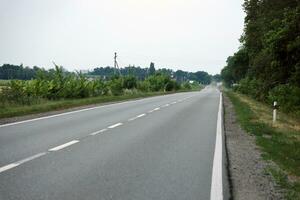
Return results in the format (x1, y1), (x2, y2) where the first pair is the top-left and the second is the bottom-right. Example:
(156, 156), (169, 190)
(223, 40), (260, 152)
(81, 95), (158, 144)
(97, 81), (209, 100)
(225, 91), (300, 199)
(0, 88), (200, 119)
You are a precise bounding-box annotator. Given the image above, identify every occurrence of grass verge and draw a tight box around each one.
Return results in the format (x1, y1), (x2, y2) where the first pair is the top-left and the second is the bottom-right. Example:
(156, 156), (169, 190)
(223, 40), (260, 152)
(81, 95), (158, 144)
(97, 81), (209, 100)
(225, 91), (300, 199)
(0, 90), (197, 119)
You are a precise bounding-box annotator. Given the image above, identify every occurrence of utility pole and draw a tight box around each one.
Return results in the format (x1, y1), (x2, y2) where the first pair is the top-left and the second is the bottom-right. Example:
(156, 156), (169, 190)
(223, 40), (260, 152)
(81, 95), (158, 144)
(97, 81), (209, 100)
(114, 52), (121, 75)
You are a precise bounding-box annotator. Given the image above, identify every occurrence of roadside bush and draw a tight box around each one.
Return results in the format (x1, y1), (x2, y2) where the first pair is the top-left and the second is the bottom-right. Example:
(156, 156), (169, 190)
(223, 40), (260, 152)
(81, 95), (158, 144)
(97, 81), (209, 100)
(145, 74), (178, 92)
(165, 80), (180, 91)
(0, 65), (195, 107)
(268, 84), (300, 113)
(108, 78), (123, 96)
(137, 81), (150, 92)
(235, 78), (266, 101)
(122, 76), (137, 89)
(182, 82), (192, 90)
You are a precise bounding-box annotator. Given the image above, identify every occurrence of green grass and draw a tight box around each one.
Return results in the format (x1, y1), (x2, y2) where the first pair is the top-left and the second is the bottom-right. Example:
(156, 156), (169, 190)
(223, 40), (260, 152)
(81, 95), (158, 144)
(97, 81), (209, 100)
(0, 90), (199, 119)
(226, 91), (300, 199)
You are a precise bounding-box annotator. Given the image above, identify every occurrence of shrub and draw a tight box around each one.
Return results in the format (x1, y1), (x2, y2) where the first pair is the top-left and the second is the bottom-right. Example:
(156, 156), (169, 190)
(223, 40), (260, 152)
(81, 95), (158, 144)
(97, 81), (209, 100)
(235, 78), (267, 101)
(122, 76), (137, 89)
(268, 84), (300, 113)
(182, 82), (192, 90)
(108, 78), (123, 96)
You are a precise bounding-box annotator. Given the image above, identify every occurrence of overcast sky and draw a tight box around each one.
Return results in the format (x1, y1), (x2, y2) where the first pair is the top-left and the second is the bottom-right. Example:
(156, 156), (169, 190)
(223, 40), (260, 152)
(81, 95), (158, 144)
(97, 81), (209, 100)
(0, 0), (245, 74)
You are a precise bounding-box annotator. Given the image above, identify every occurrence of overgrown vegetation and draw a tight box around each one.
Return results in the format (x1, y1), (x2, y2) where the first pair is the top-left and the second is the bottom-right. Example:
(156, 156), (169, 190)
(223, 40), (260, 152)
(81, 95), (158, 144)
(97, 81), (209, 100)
(0, 63), (216, 85)
(226, 91), (300, 199)
(221, 0), (300, 115)
(0, 64), (203, 118)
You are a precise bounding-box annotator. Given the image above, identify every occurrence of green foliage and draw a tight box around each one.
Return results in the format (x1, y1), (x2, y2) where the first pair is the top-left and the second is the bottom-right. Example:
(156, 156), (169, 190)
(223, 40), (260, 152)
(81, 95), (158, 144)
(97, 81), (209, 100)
(268, 85), (300, 113)
(108, 78), (123, 96)
(221, 48), (249, 86)
(182, 82), (192, 90)
(149, 62), (156, 76)
(145, 74), (177, 92)
(0, 62), (204, 108)
(234, 78), (267, 101)
(222, 0), (300, 115)
(122, 75), (137, 89)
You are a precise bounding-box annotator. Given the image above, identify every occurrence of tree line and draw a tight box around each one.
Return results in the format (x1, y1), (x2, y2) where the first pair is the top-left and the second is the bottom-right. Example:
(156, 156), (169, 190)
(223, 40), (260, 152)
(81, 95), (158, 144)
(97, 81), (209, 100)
(0, 63), (218, 85)
(221, 0), (300, 113)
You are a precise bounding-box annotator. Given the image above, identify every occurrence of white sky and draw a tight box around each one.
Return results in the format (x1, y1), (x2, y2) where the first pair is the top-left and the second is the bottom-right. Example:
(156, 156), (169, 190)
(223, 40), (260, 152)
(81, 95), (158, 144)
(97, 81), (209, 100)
(0, 0), (245, 74)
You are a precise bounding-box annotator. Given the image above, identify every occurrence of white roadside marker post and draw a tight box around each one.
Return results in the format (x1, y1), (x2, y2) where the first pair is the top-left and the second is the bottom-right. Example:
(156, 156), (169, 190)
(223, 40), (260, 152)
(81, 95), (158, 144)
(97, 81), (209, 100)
(273, 101), (278, 124)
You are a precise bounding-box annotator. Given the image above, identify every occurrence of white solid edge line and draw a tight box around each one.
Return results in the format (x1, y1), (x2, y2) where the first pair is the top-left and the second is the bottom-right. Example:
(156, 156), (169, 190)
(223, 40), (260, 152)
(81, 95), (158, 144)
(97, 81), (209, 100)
(0, 152), (47, 174)
(0, 93), (182, 128)
(210, 92), (223, 200)
(90, 128), (108, 136)
(107, 123), (123, 129)
(49, 140), (79, 151)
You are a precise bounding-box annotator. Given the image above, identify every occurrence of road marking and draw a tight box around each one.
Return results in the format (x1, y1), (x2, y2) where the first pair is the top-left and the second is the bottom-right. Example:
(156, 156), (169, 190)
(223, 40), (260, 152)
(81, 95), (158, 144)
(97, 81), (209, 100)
(210, 92), (223, 200)
(49, 140), (79, 151)
(108, 123), (123, 129)
(162, 103), (170, 107)
(153, 107), (160, 111)
(0, 152), (47, 174)
(171, 101), (177, 104)
(90, 128), (108, 136)
(136, 113), (146, 118)
(0, 93), (180, 128)
(16, 152), (47, 165)
(0, 163), (19, 173)
(128, 114), (146, 121)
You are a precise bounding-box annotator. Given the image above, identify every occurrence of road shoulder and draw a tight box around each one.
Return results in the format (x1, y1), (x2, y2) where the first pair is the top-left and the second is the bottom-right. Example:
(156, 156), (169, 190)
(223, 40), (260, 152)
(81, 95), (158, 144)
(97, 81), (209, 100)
(223, 94), (283, 199)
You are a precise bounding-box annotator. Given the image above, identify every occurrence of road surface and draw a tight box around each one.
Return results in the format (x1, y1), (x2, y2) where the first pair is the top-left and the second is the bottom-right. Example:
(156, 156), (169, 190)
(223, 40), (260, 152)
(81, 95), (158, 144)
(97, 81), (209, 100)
(0, 87), (227, 200)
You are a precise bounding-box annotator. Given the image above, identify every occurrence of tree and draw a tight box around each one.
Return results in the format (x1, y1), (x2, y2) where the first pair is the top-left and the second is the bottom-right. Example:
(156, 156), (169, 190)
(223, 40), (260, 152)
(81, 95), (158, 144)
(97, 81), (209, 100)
(149, 62), (156, 76)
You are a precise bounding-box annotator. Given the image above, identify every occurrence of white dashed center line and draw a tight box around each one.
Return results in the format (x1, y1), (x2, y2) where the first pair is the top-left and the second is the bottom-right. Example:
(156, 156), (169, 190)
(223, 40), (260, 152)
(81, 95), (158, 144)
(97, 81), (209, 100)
(128, 114), (146, 121)
(90, 128), (108, 136)
(49, 140), (79, 151)
(0, 163), (19, 173)
(153, 107), (160, 111)
(108, 123), (123, 129)
(16, 152), (47, 165)
(0, 152), (47, 174)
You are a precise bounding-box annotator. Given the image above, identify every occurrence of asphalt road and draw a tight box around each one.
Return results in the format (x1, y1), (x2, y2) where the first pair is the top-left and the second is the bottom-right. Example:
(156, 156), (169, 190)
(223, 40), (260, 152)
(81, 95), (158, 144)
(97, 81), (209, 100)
(0, 87), (225, 200)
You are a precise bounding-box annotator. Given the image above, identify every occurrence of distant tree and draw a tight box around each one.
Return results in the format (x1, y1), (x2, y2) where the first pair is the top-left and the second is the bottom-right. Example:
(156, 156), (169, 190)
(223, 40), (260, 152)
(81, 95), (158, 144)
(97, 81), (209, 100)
(212, 74), (222, 82)
(193, 71), (211, 85)
(149, 62), (156, 76)
(0, 64), (40, 80)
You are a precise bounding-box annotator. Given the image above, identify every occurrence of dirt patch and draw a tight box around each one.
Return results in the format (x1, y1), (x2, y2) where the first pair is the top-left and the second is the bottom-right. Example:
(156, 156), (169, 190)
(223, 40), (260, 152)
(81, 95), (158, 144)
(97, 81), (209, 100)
(223, 94), (284, 199)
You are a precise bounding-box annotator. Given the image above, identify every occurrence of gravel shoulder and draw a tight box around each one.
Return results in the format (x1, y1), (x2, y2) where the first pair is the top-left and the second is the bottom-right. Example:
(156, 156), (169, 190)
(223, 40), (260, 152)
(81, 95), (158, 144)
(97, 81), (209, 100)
(223, 94), (284, 199)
